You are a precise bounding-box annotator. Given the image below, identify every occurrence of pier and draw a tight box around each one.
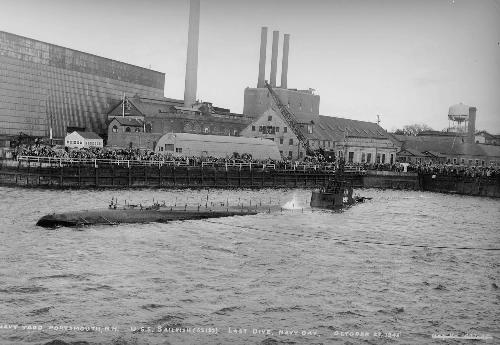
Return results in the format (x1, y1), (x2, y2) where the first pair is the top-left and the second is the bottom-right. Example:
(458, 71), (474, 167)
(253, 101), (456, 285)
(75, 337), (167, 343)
(1, 158), (498, 197)
(0, 158), (364, 189)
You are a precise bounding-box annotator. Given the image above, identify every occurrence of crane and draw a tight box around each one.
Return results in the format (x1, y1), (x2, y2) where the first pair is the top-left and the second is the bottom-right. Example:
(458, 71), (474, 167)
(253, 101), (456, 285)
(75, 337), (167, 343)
(264, 80), (313, 156)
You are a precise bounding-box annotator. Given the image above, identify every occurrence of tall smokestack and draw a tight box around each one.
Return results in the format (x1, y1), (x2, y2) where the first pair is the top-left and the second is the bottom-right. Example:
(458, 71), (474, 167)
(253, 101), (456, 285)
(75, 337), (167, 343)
(184, 0), (200, 107)
(280, 33), (290, 89)
(270, 30), (279, 87)
(468, 106), (476, 144)
(257, 27), (268, 88)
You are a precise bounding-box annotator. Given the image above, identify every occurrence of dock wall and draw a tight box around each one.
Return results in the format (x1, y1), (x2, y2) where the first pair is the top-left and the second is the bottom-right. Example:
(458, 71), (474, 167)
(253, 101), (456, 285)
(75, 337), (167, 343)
(362, 171), (420, 190)
(0, 161), (363, 189)
(420, 174), (500, 198)
(1, 161), (498, 198)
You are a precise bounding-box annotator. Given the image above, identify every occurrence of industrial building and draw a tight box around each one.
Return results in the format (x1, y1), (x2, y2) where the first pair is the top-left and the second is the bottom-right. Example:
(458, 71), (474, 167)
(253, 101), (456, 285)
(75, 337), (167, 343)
(240, 108), (397, 162)
(155, 133), (281, 160)
(106, 95), (252, 150)
(241, 27), (397, 162)
(243, 28), (320, 121)
(0, 30), (164, 143)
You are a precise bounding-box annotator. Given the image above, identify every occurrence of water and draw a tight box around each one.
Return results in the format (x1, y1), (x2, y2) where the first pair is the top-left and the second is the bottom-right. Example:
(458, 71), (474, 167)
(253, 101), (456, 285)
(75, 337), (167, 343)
(0, 187), (499, 345)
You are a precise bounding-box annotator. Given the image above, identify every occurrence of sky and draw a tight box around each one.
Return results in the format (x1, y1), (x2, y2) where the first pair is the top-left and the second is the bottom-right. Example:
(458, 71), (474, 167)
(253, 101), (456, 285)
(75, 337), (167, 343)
(1, 0), (499, 133)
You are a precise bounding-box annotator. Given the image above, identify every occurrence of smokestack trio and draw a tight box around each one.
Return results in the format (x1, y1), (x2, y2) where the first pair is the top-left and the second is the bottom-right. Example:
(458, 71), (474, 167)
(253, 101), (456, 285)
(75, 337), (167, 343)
(257, 27), (290, 89)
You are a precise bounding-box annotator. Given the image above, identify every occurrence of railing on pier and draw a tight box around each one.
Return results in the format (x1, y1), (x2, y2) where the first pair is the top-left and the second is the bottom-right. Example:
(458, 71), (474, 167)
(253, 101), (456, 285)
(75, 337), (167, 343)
(16, 155), (367, 174)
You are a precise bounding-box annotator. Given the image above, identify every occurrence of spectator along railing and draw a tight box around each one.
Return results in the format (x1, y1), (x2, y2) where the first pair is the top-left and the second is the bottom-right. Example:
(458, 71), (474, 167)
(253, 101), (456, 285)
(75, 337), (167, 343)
(15, 155), (371, 174)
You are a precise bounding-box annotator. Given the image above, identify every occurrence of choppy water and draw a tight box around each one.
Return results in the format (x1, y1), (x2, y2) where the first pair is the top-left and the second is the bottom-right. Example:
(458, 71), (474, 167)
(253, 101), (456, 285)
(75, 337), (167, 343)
(0, 186), (499, 345)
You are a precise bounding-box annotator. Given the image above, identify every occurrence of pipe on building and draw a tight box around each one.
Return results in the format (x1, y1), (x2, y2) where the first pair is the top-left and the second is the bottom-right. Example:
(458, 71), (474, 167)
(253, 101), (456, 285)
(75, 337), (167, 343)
(270, 30), (279, 87)
(184, 0), (200, 108)
(280, 33), (290, 89)
(468, 107), (477, 144)
(257, 27), (268, 88)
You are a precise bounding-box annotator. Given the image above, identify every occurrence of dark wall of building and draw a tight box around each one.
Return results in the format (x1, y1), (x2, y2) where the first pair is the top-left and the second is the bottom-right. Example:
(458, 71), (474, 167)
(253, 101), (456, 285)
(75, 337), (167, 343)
(0, 31), (165, 139)
(107, 113), (252, 150)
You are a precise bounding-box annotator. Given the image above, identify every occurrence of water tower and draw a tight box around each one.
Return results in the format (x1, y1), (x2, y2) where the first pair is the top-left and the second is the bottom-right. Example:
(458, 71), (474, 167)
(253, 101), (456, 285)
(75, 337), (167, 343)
(447, 102), (476, 143)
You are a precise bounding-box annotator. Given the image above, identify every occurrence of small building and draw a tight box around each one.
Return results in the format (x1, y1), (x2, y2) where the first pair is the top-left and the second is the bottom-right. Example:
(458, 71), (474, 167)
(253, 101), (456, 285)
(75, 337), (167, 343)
(475, 131), (499, 145)
(65, 131), (103, 149)
(397, 148), (431, 164)
(155, 133), (281, 160)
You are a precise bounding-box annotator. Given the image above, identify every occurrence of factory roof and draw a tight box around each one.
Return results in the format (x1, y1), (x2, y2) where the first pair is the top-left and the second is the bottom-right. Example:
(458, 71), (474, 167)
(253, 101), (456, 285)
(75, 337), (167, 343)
(111, 117), (144, 127)
(160, 132), (278, 145)
(130, 97), (181, 115)
(71, 131), (102, 140)
(307, 115), (390, 141)
(395, 135), (500, 158)
(398, 148), (428, 157)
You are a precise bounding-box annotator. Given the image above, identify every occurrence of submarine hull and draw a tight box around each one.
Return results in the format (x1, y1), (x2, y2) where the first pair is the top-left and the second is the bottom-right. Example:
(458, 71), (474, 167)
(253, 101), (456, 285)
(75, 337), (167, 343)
(36, 206), (282, 228)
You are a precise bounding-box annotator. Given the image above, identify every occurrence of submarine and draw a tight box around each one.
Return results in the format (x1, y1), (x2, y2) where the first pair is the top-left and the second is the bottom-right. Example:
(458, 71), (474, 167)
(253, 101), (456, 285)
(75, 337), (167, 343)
(36, 201), (285, 228)
(310, 159), (371, 209)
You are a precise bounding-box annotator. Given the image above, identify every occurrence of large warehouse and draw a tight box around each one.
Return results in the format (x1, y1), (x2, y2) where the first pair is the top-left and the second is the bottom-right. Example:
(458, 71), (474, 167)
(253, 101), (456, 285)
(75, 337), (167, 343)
(0, 31), (165, 141)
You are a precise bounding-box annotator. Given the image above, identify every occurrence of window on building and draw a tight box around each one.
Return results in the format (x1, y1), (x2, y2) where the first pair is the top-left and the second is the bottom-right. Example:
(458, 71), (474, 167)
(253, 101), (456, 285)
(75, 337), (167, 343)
(125, 127), (131, 132)
(376, 153), (381, 163)
(299, 151), (304, 158)
(367, 153), (372, 163)
(475, 159), (479, 166)
(165, 144), (174, 151)
(275, 127), (279, 132)
(134, 127), (140, 132)
(481, 160), (485, 166)
(145, 123), (152, 133)
(252, 125), (255, 131)
(112, 125), (118, 133)
(382, 154), (386, 164)
(361, 152), (366, 163)
(453, 158), (457, 164)
(280, 138), (284, 144)
(461, 158), (465, 165)
(348, 151), (354, 163)
(284, 127), (288, 133)
(390, 153), (394, 164)
(288, 151), (293, 158)
(268, 115), (272, 121)
(175, 147), (182, 153)
(289, 138), (293, 145)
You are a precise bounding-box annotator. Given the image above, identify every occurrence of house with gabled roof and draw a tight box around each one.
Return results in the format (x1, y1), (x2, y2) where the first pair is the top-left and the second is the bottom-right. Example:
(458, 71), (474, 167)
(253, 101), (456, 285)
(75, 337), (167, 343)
(475, 131), (500, 145)
(65, 131), (103, 149)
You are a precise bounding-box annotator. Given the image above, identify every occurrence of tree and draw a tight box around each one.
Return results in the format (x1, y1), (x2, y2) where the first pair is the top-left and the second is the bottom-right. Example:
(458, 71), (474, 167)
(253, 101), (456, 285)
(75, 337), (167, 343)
(393, 123), (434, 136)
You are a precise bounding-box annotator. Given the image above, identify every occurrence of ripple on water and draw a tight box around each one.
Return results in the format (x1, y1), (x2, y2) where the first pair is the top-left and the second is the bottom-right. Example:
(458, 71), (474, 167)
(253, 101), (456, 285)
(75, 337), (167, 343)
(0, 187), (498, 345)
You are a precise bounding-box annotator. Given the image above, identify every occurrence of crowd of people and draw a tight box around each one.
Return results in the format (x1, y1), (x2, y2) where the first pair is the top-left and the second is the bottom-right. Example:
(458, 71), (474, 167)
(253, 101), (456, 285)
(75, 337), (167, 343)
(13, 144), (500, 177)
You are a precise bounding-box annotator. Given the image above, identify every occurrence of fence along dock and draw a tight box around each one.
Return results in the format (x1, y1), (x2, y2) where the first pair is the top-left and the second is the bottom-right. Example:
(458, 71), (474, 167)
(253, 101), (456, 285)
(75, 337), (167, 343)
(0, 156), (365, 189)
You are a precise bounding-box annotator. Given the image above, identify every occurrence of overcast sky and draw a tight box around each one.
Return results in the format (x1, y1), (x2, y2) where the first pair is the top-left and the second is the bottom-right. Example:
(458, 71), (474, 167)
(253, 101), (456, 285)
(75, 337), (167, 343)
(1, 0), (499, 133)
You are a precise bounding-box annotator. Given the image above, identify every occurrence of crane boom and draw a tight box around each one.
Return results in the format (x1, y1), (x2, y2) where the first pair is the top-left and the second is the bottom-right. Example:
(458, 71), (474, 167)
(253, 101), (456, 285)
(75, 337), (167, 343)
(264, 81), (312, 155)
